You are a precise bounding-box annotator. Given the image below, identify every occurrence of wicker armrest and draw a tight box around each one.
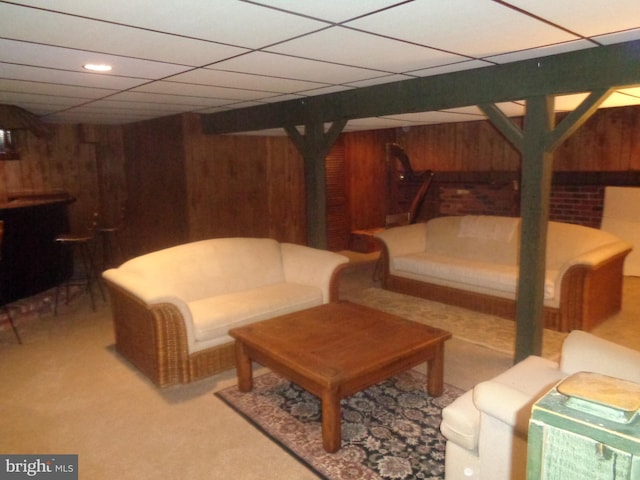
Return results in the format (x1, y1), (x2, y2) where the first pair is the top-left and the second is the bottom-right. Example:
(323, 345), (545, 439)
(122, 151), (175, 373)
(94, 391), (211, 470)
(105, 279), (190, 386)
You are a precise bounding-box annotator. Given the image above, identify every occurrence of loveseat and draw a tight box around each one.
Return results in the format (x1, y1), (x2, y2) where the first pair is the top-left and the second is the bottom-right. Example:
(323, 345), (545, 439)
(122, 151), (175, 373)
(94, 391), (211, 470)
(375, 215), (632, 332)
(440, 331), (640, 480)
(102, 237), (349, 387)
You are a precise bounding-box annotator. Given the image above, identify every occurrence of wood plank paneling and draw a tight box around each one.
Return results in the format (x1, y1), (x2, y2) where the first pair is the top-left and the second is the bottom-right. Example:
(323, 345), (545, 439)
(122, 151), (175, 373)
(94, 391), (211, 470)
(0, 125), (123, 233)
(325, 139), (349, 251)
(343, 130), (394, 230)
(182, 114), (305, 245)
(397, 119), (521, 172)
(265, 136), (306, 244)
(123, 115), (188, 256)
(2, 104), (640, 261)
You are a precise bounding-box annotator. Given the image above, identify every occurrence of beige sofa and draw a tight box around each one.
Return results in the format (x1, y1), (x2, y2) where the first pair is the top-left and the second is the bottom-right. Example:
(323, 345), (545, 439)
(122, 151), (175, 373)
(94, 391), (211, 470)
(440, 331), (640, 480)
(102, 237), (349, 387)
(375, 215), (632, 331)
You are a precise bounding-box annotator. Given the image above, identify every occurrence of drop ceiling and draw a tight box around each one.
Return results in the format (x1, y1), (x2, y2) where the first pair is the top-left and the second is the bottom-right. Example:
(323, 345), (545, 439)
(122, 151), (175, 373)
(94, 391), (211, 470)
(1, 0), (639, 134)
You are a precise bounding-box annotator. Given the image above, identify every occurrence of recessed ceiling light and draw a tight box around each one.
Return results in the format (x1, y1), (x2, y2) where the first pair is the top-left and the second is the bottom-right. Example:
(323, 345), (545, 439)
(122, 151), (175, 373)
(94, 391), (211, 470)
(83, 63), (112, 72)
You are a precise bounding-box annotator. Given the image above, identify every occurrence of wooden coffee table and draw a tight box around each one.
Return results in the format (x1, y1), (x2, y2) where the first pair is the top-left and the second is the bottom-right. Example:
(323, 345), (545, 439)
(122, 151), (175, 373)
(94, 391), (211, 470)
(229, 301), (452, 453)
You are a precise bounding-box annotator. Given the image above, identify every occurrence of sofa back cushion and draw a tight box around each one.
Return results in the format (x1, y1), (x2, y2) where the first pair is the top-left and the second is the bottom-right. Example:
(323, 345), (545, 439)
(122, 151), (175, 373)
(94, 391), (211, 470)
(115, 237), (285, 302)
(560, 330), (640, 384)
(425, 215), (520, 266)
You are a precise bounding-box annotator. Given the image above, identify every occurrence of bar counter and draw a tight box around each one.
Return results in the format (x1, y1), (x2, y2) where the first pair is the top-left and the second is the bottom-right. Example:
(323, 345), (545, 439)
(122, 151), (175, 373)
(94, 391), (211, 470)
(0, 194), (74, 304)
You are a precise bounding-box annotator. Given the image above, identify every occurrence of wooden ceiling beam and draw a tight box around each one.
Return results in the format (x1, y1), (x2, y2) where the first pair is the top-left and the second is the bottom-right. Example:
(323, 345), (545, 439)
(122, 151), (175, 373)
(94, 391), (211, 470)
(201, 39), (640, 134)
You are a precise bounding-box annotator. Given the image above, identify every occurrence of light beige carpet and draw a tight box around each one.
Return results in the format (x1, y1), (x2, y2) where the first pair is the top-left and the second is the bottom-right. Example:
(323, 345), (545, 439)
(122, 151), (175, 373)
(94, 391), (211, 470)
(2, 268), (636, 480)
(347, 287), (567, 359)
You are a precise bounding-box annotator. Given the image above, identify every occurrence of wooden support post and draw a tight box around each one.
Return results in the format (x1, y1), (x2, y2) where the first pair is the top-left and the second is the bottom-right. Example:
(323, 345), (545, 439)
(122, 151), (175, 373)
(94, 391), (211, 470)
(516, 95), (555, 362)
(285, 120), (347, 249)
(481, 89), (612, 362)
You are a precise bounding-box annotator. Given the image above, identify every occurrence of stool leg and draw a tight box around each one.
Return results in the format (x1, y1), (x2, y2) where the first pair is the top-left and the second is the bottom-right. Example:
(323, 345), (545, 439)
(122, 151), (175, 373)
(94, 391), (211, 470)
(79, 243), (96, 311)
(54, 243), (66, 315)
(2, 304), (22, 344)
(101, 230), (111, 270)
(86, 240), (106, 302)
(54, 238), (106, 314)
(114, 231), (125, 264)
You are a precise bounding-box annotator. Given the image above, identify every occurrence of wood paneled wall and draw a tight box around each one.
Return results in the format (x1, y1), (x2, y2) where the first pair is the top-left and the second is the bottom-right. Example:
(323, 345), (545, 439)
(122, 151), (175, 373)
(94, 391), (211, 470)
(394, 105), (640, 173)
(341, 105), (640, 240)
(395, 117), (523, 172)
(181, 113), (306, 247)
(343, 129), (395, 231)
(3, 104), (639, 259)
(122, 115), (188, 256)
(0, 124), (125, 233)
(555, 105), (640, 171)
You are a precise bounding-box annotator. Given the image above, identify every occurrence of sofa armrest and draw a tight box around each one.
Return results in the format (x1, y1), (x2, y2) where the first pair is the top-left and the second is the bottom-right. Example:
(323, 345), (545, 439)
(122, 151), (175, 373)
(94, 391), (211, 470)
(560, 330), (640, 383)
(374, 223), (428, 257)
(102, 269), (195, 339)
(556, 241), (631, 273)
(103, 269), (186, 306)
(473, 381), (543, 437)
(280, 243), (349, 303)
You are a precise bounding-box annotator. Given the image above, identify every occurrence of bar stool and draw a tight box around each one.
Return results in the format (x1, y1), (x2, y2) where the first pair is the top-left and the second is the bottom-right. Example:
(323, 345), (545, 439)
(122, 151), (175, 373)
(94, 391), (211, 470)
(98, 207), (126, 269)
(54, 212), (106, 314)
(0, 221), (21, 344)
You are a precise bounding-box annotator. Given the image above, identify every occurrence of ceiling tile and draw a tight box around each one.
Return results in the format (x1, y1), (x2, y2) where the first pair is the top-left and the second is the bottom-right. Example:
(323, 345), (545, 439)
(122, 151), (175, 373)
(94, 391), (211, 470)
(170, 68), (328, 94)
(247, 0), (410, 23)
(0, 0), (638, 129)
(617, 86), (640, 97)
(382, 110), (483, 124)
(0, 93), (84, 116)
(295, 85), (356, 97)
(506, 0), (640, 38)
(0, 39), (191, 79)
(101, 91), (231, 108)
(602, 91), (640, 107)
(345, 74), (415, 88)
(77, 99), (199, 114)
(345, 0), (580, 58)
(11, 0), (330, 49)
(212, 51), (385, 84)
(343, 117), (410, 130)
(0, 78), (116, 99)
(0, 63), (149, 90)
(0, 3), (249, 66)
(593, 28), (640, 45)
(45, 110), (157, 124)
(484, 40), (594, 64)
(409, 60), (493, 77)
(130, 81), (280, 102)
(267, 27), (469, 73)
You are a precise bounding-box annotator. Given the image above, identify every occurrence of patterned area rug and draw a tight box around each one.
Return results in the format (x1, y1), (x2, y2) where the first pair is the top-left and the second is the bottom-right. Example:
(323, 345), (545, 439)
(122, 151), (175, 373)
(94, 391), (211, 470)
(346, 287), (567, 359)
(216, 370), (463, 480)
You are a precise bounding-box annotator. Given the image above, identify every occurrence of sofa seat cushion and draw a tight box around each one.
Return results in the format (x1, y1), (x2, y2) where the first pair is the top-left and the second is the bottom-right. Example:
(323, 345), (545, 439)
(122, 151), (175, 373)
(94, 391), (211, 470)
(441, 355), (563, 452)
(189, 282), (323, 342)
(393, 253), (556, 299)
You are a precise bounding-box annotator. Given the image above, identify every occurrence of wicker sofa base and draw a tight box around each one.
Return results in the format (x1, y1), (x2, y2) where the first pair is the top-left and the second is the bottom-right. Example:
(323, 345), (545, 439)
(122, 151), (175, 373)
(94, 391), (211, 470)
(380, 248), (629, 333)
(384, 275), (561, 330)
(102, 238), (350, 388)
(108, 282), (239, 388)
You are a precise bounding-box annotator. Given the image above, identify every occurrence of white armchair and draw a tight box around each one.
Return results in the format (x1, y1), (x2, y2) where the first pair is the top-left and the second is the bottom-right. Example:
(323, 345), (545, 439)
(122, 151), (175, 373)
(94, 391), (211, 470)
(440, 331), (640, 480)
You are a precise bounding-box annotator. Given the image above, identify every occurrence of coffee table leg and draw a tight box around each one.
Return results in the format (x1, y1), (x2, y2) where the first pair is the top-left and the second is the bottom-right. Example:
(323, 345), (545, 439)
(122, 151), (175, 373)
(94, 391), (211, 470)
(321, 389), (341, 453)
(235, 341), (253, 392)
(426, 342), (445, 396)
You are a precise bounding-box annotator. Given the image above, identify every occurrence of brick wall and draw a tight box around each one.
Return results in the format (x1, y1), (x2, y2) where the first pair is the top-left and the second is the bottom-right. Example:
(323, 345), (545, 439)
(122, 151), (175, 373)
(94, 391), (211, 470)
(434, 182), (605, 228)
(439, 183), (519, 218)
(549, 185), (604, 228)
